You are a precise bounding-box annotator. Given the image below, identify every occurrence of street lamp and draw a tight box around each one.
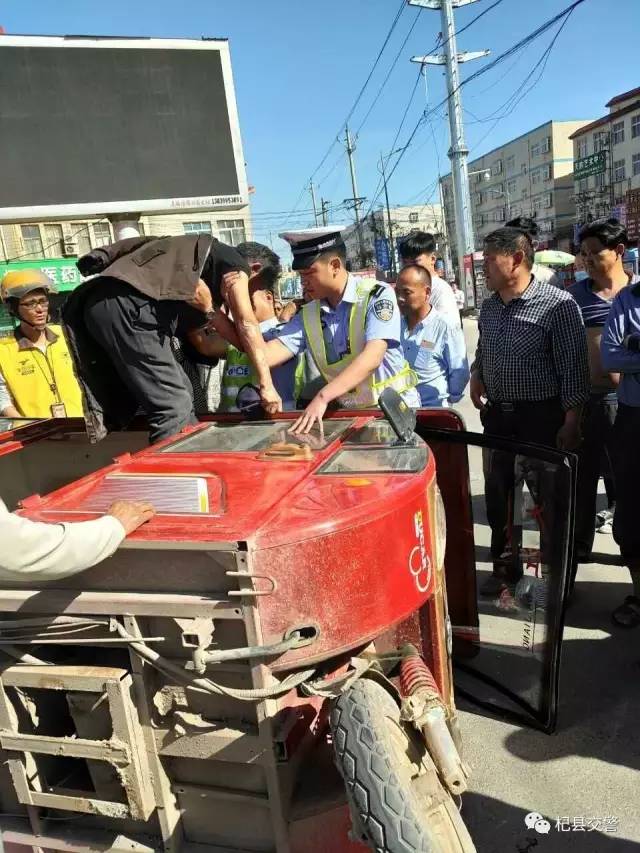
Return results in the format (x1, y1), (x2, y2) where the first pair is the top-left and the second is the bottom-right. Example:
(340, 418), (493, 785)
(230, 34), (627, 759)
(468, 168), (491, 182)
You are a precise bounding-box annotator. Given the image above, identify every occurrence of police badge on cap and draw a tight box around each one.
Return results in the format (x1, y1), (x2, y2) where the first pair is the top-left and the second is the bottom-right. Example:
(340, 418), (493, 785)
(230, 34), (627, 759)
(280, 227), (346, 271)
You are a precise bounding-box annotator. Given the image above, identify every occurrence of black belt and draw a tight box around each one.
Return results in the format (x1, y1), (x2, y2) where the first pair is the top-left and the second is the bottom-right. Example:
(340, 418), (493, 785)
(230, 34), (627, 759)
(488, 397), (561, 414)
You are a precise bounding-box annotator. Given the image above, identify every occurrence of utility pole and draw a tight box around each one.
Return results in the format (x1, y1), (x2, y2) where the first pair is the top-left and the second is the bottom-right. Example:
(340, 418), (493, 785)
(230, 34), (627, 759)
(320, 199), (330, 226)
(344, 125), (366, 264)
(410, 0), (489, 287)
(309, 180), (319, 225)
(380, 153), (396, 275)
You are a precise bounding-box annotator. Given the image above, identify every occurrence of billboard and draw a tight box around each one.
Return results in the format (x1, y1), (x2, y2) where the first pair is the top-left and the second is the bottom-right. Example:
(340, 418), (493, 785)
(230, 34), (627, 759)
(0, 36), (248, 221)
(573, 152), (606, 181)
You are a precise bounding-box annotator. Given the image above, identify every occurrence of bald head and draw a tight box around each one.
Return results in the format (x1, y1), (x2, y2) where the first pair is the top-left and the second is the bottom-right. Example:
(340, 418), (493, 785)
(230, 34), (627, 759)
(397, 263), (432, 288)
(396, 263), (432, 317)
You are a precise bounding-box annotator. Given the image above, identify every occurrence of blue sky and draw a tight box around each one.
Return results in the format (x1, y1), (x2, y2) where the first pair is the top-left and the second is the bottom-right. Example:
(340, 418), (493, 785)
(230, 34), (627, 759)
(2, 0), (640, 257)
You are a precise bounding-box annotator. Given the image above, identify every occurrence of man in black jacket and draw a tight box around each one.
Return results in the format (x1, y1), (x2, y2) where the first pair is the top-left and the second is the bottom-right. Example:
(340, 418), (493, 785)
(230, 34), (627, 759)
(64, 234), (281, 443)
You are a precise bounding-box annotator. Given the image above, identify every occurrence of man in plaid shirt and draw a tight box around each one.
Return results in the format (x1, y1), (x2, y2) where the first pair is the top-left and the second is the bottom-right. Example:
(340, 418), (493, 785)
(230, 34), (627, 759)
(470, 225), (589, 595)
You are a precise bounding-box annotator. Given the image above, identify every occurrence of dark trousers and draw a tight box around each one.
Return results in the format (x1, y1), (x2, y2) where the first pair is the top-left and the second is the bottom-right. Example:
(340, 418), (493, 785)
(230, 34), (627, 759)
(574, 395), (617, 559)
(611, 404), (640, 566)
(481, 399), (564, 574)
(83, 279), (197, 443)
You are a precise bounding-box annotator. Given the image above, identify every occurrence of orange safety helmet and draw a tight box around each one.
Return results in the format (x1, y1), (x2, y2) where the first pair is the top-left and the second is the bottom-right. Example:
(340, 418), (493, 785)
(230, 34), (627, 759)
(0, 269), (57, 304)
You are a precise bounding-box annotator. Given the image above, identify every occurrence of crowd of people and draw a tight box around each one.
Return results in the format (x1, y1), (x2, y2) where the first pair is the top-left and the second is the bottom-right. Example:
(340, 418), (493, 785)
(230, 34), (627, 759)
(1, 217), (639, 633)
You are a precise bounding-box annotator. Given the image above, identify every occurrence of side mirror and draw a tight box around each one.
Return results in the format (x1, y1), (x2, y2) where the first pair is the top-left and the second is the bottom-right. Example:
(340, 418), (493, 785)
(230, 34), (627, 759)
(379, 388), (416, 444)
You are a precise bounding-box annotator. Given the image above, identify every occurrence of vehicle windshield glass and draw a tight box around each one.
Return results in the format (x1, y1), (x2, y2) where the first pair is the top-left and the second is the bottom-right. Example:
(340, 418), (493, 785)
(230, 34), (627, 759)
(0, 418), (41, 434)
(158, 420), (355, 454)
(319, 444), (428, 474)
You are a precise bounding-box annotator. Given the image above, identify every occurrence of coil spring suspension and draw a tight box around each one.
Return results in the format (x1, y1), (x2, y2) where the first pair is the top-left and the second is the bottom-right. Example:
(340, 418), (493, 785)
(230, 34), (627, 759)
(399, 644), (440, 697)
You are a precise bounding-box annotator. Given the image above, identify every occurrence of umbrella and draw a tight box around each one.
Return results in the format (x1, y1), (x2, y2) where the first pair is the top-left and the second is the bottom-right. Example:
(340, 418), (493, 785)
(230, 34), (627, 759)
(534, 250), (575, 266)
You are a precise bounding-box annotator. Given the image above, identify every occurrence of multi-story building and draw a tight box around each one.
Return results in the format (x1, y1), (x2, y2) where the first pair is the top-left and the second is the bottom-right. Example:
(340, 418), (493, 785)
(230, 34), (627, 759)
(343, 203), (443, 269)
(0, 208), (252, 265)
(440, 120), (592, 254)
(570, 87), (640, 236)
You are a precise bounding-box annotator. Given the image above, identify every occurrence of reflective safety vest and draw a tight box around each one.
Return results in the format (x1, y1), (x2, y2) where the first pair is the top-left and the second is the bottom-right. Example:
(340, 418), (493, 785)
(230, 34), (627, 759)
(220, 344), (305, 412)
(0, 325), (84, 418)
(301, 279), (416, 409)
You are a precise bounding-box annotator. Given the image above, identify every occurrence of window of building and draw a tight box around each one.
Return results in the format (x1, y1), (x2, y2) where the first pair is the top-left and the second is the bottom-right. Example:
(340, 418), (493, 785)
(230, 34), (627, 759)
(593, 131), (609, 152)
(217, 219), (246, 246)
(20, 225), (43, 258)
(578, 177), (588, 193)
(93, 222), (112, 247)
(531, 168), (542, 185)
(613, 159), (626, 181)
(507, 179), (517, 194)
(532, 196), (543, 212)
(595, 171), (606, 190)
(74, 224), (92, 256)
(633, 152), (640, 177)
(612, 121), (625, 145)
(542, 164), (552, 181)
(183, 221), (213, 235)
(408, 212), (419, 223)
(493, 208), (505, 222)
(544, 193), (553, 208)
(577, 139), (588, 159)
(491, 160), (503, 175)
(43, 224), (64, 258)
(522, 187), (528, 198)
(521, 163), (528, 174)
(442, 184), (449, 197)
(506, 155), (515, 172)
(541, 136), (551, 154)
(632, 114), (640, 139)
(475, 192), (483, 206)
(531, 142), (541, 157)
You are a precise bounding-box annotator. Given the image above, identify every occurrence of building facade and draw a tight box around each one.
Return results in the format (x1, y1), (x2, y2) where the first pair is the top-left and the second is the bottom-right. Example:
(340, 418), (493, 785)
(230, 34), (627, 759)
(440, 120), (592, 254)
(570, 86), (640, 242)
(343, 203), (443, 270)
(0, 208), (253, 265)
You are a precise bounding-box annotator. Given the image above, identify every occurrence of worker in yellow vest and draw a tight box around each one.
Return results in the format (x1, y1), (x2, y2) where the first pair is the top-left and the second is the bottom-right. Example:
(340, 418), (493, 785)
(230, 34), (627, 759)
(218, 228), (419, 434)
(0, 270), (83, 419)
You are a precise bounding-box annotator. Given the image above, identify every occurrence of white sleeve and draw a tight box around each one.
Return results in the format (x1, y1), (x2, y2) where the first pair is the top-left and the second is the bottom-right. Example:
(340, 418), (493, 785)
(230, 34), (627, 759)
(0, 370), (14, 413)
(429, 278), (460, 321)
(0, 500), (126, 583)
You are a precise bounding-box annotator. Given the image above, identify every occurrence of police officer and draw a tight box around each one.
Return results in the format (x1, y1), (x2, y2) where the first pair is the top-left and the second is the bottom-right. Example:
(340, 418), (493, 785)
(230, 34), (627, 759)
(63, 234), (281, 444)
(0, 270), (83, 419)
(222, 228), (419, 434)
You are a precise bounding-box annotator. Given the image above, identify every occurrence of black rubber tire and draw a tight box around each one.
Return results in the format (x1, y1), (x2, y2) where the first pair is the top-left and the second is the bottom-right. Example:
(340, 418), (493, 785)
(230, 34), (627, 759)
(330, 677), (475, 853)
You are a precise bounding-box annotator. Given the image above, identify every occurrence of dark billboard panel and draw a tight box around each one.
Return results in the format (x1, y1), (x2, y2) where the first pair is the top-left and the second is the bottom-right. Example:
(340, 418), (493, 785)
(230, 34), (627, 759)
(0, 36), (248, 220)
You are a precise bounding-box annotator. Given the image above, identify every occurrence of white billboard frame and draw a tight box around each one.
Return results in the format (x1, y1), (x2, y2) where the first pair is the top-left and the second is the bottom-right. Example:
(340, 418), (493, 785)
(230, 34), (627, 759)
(0, 35), (249, 222)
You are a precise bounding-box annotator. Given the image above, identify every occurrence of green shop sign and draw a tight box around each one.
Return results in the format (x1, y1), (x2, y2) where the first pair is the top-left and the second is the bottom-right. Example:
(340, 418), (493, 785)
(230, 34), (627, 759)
(0, 256), (81, 334)
(574, 151), (606, 180)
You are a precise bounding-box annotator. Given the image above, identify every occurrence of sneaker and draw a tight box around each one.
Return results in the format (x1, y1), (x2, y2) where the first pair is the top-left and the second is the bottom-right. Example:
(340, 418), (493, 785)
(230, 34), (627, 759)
(596, 509), (614, 534)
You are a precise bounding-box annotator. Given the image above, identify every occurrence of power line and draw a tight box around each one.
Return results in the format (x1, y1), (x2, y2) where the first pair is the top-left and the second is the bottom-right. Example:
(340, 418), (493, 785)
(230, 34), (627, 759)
(282, 0), (409, 222)
(362, 0), (589, 220)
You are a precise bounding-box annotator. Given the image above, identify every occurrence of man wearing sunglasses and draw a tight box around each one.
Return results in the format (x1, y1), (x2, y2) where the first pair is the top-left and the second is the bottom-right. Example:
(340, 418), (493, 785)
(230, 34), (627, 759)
(0, 269), (83, 419)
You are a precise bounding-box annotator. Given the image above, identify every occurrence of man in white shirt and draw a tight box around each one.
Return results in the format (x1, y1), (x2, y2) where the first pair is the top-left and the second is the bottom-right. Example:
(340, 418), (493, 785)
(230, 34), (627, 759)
(0, 498), (154, 583)
(398, 232), (460, 322)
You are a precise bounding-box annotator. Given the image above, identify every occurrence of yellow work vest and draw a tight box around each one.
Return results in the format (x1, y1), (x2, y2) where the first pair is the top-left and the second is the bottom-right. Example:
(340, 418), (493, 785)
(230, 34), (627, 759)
(301, 279), (416, 409)
(0, 325), (84, 418)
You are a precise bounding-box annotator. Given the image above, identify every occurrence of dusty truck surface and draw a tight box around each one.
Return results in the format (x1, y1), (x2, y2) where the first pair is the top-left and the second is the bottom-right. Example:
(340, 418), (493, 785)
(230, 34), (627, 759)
(0, 403), (577, 853)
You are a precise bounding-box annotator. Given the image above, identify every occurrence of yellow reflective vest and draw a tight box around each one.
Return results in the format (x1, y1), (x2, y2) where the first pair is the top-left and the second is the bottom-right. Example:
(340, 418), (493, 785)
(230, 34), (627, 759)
(301, 279), (416, 408)
(0, 325), (84, 418)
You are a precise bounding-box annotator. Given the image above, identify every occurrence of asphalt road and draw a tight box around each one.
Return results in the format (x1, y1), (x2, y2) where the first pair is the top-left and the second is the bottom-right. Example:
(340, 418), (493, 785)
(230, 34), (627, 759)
(454, 319), (640, 853)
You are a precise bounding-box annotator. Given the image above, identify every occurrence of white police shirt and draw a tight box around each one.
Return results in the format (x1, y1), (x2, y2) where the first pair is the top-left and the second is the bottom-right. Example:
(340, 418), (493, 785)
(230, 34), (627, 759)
(274, 275), (420, 407)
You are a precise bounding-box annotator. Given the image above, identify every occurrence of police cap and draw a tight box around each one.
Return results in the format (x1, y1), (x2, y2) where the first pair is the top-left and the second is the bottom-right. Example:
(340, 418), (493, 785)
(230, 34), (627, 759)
(280, 228), (345, 271)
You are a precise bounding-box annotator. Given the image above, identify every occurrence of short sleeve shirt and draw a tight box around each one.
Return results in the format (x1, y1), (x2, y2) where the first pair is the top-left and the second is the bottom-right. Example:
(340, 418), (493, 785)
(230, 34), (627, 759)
(429, 276), (460, 322)
(274, 275), (419, 407)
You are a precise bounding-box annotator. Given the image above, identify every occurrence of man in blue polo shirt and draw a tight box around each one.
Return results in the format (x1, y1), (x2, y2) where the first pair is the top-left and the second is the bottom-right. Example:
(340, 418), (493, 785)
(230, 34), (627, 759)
(599, 220), (640, 627)
(397, 264), (469, 407)
(568, 218), (635, 568)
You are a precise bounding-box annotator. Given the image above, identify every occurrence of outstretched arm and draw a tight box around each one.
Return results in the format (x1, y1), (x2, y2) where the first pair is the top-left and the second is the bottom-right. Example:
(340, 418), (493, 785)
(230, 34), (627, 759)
(222, 271), (282, 414)
(290, 340), (387, 434)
